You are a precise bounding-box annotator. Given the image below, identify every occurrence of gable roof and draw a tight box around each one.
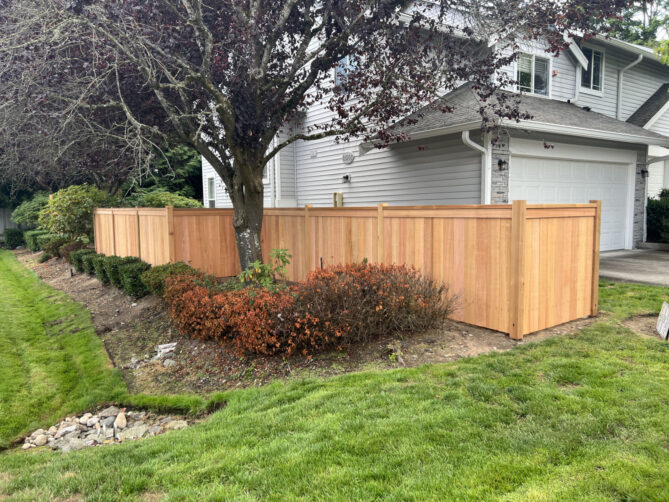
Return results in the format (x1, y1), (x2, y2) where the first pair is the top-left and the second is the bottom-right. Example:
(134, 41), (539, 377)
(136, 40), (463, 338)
(626, 83), (669, 128)
(367, 84), (669, 149)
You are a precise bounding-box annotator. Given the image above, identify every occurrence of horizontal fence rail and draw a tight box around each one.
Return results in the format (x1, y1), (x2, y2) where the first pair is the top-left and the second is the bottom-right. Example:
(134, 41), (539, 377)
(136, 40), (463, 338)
(94, 201), (601, 339)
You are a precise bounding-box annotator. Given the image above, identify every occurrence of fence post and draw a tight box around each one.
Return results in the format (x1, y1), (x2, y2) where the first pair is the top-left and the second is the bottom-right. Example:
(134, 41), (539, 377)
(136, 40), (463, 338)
(135, 208), (142, 260)
(589, 200), (602, 316)
(304, 205), (312, 272)
(166, 206), (176, 263)
(111, 209), (117, 256)
(377, 203), (387, 263)
(509, 200), (527, 340)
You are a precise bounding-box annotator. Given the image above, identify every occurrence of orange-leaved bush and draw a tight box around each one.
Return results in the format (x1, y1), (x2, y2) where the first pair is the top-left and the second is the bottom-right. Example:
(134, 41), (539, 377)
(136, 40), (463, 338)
(163, 262), (456, 357)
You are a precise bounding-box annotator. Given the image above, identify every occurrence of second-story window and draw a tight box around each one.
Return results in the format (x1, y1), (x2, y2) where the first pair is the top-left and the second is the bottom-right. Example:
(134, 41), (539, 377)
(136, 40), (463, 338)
(517, 53), (549, 96)
(581, 47), (603, 92)
(335, 55), (356, 91)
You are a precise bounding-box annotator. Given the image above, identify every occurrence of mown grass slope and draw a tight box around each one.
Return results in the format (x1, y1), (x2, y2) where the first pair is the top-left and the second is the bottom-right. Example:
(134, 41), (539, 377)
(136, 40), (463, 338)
(0, 273), (667, 501)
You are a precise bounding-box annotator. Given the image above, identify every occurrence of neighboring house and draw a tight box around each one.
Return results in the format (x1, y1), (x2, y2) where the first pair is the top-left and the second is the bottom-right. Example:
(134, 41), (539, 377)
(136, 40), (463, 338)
(203, 35), (669, 252)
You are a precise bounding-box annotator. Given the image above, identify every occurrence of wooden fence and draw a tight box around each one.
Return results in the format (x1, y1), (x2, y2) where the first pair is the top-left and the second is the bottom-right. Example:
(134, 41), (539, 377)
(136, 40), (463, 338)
(94, 201), (601, 339)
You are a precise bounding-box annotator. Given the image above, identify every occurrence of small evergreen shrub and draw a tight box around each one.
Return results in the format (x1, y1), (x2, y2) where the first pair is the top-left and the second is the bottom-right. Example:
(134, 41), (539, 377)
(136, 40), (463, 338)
(139, 190), (203, 208)
(35, 233), (58, 251)
(11, 193), (49, 228)
(70, 249), (97, 272)
(43, 235), (71, 257)
(118, 261), (151, 297)
(91, 254), (110, 284)
(38, 253), (53, 263)
(140, 262), (198, 297)
(647, 192), (669, 243)
(103, 256), (141, 288)
(3, 229), (24, 249)
(81, 252), (99, 275)
(59, 241), (85, 263)
(24, 230), (49, 251)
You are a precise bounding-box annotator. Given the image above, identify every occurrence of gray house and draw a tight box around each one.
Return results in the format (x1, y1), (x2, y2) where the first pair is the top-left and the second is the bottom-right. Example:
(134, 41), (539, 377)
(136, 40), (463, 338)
(203, 36), (669, 252)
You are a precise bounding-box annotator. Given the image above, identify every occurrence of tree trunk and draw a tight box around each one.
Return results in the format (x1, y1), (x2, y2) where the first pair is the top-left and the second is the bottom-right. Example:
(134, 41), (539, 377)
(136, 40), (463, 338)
(228, 176), (264, 271)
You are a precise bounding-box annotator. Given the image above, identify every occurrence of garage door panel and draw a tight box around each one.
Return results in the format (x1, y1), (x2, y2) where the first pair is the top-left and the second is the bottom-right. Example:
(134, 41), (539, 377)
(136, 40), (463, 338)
(510, 156), (630, 251)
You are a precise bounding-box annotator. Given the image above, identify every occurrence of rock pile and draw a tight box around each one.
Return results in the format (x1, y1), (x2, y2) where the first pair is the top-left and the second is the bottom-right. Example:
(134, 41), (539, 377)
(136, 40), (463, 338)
(126, 342), (178, 370)
(22, 406), (189, 453)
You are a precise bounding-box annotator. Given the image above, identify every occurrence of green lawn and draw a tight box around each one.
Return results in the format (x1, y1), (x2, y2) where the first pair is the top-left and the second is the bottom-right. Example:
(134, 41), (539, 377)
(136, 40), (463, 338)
(0, 250), (127, 449)
(0, 251), (668, 501)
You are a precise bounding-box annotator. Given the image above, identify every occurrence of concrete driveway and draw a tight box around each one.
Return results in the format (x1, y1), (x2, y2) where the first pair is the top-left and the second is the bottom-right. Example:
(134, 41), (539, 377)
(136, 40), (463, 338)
(599, 249), (669, 287)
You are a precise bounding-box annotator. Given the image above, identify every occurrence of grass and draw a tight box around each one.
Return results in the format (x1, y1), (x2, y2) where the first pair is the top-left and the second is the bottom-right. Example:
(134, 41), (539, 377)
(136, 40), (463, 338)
(0, 250), (127, 449)
(0, 256), (668, 500)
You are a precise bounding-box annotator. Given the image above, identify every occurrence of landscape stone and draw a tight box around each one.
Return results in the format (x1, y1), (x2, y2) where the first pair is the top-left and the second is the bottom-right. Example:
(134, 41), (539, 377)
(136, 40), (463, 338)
(21, 443), (31, 450)
(167, 420), (187, 430)
(99, 406), (120, 418)
(31, 428), (45, 438)
(60, 438), (87, 453)
(33, 434), (48, 446)
(163, 359), (176, 368)
(55, 425), (78, 439)
(118, 425), (148, 441)
(79, 413), (92, 424)
(86, 416), (99, 427)
(100, 416), (115, 428)
(114, 413), (127, 429)
(47, 426), (57, 435)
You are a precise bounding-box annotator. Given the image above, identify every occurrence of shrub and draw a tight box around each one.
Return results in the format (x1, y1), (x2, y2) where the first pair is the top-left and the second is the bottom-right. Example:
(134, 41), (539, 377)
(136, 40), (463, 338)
(137, 190), (202, 209)
(103, 255), (142, 288)
(647, 194), (669, 243)
(118, 261), (151, 297)
(38, 253), (53, 263)
(70, 249), (97, 272)
(10, 193), (49, 228)
(237, 248), (291, 290)
(43, 235), (71, 257)
(35, 233), (58, 251)
(59, 241), (85, 263)
(38, 184), (113, 240)
(3, 229), (24, 249)
(164, 262), (454, 357)
(140, 262), (198, 297)
(24, 230), (49, 251)
(81, 252), (99, 275)
(91, 254), (110, 284)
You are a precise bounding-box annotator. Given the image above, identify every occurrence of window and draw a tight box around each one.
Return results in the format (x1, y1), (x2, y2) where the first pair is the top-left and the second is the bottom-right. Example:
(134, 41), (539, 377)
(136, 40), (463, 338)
(207, 177), (215, 208)
(581, 47), (603, 92)
(517, 53), (549, 96)
(334, 55), (356, 90)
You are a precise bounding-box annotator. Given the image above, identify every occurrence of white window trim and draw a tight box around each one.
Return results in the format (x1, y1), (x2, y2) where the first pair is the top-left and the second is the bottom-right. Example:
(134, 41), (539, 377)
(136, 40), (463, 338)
(579, 44), (605, 97)
(513, 52), (552, 99)
(207, 176), (216, 208)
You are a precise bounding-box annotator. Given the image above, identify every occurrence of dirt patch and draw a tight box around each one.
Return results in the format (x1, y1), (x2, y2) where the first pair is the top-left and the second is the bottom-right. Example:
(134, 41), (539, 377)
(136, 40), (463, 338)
(622, 315), (662, 338)
(16, 249), (594, 395)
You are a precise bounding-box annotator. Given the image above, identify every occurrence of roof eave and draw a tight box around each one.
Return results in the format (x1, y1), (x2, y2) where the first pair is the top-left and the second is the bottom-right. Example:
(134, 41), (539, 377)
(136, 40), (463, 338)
(509, 119), (669, 148)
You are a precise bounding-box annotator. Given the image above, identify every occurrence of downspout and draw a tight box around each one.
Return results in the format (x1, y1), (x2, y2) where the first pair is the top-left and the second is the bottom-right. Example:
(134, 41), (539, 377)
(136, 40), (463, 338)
(617, 54), (643, 120)
(462, 131), (491, 204)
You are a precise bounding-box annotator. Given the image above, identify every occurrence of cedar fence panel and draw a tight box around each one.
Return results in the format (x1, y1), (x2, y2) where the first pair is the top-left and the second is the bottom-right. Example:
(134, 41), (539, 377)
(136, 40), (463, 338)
(94, 201), (601, 339)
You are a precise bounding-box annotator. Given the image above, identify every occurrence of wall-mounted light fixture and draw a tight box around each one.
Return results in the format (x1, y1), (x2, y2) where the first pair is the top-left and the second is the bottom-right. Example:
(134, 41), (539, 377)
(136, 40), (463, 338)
(641, 168), (649, 178)
(497, 159), (508, 171)
(342, 173), (352, 183)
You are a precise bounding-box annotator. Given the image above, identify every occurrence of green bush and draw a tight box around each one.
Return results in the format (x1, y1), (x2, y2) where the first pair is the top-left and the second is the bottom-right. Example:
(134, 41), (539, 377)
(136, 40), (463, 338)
(59, 241), (85, 263)
(81, 252), (99, 275)
(103, 256), (142, 288)
(43, 236), (71, 257)
(35, 233), (58, 251)
(38, 184), (113, 240)
(24, 230), (49, 251)
(91, 254), (109, 284)
(38, 253), (53, 263)
(10, 193), (49, 228)
(123, 189), (202, 209)
(119, 261), (151, 297)
(3, 229), (24, 249)
(70, 249), (97, 272)
(140, 262), (198, 297)
(647, 193), (669, 243)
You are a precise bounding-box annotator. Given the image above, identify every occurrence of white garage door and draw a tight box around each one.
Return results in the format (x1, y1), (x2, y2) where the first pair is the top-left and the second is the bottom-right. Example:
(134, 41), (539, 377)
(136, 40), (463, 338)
(509, 146), (634, 251)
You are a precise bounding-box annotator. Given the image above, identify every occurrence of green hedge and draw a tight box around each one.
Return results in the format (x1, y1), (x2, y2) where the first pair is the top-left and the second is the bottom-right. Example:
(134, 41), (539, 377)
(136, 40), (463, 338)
(103, 256), (141, 289)
(24, 230), (49, 251)
(43, 236), (71, 257)
(119, 261), (151, 297)
(91, 254), (109, 284)
(647, 197), (669, 243)
(59, 241), (85, 263)
(70, 249), (97, 273)
(81, 252), (98, 275)
(141, 261), (197, 297)
(3, 229), (24, 249)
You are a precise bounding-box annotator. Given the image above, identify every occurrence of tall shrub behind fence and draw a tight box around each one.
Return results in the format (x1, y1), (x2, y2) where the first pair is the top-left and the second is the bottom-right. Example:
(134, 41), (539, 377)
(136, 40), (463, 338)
(95, 201), (601, 339)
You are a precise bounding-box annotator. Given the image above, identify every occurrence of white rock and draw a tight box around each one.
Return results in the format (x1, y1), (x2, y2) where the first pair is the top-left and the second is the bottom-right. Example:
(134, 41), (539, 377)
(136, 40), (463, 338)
(166, 420), (187, 430)
(99, 406), (120, 418)
(79, 413), (92, 425)
(47, 426), (57, 435)
(33, 434), (48, 447)
(86, 416), (100, 427)
(31, 428), (45, 438)
(22, 443), (32, 450)
(114, 413), (127, 429)
(163, 359), (176, 368)
(55, 425), (77, 439)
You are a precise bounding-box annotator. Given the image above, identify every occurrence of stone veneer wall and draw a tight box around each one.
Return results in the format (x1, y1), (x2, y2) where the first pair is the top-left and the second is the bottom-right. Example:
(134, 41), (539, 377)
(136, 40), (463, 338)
(490, 130), (510, 204)
(634, 151), (648, 246)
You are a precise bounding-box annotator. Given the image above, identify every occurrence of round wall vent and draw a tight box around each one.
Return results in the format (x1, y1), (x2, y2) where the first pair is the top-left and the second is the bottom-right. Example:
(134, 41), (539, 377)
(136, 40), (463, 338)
(342, 151), (355, 165)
